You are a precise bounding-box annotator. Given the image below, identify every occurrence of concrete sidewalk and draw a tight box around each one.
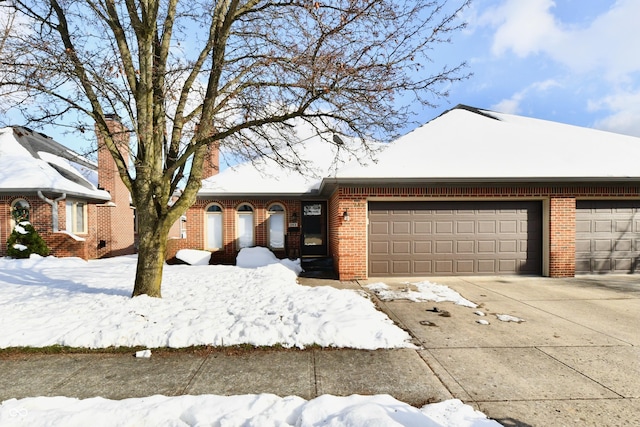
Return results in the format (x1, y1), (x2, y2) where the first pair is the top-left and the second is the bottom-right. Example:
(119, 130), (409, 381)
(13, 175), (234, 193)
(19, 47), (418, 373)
(361, 275), (640, 427)
(1, 275), (639, 426)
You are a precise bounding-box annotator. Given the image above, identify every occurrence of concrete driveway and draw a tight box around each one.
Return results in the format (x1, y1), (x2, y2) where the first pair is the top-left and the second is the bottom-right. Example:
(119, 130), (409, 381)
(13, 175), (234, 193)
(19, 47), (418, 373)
(359, 274), (640, 427)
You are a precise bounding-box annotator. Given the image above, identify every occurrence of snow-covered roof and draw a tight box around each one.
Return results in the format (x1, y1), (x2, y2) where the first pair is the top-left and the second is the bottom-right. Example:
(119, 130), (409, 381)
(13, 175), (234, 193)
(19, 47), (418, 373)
(0, 126), (111, 201)
(198, 105), (640, 198)
(199, 129), (370, 196)
(334, 105), (640, 182)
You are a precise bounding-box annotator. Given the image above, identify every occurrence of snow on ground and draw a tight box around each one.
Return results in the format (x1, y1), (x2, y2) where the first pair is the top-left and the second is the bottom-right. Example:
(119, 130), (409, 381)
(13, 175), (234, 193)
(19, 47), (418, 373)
(0, 254), (410, 349)
(0, 251), (504, 426)
(366, 281), (478, 308)
(0, 394), (501, 427)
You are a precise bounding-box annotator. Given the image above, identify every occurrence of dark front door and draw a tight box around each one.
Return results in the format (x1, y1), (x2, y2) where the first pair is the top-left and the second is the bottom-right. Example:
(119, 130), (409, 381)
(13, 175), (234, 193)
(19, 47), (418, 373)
(301, 201), (327, 256)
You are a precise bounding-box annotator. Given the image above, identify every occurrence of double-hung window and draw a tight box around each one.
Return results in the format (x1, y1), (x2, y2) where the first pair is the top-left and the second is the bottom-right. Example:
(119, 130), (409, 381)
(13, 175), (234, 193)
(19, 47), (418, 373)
(66, 200), (87, 234)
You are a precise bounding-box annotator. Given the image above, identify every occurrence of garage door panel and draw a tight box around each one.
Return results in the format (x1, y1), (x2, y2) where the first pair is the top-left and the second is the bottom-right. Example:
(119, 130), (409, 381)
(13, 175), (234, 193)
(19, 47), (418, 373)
(369, 221), (389, 235)
(477, 240), (496, 253)
(456, 260), (474, 273)
(392, 241), (410, 254)
(594, 220), (612, 233)
(435, 240), (453, 254)
(615, 220), (632, 232)
(478, 221), (496, 233)
(369, 201), (541, 276)
(414, 241), (432, 254)
(392, 261), (410, 274)
(414, 260), (432, 274)
(576, 200), (640, 274)
(435, 221), (453, 234)
(457, 241), (474, 253)
(392, 221), (410, 234)
(370, 241), (389, 255)
(434, 260), (453, 274)
(499, 240), (517, 253)
(414, 221), (431, 234)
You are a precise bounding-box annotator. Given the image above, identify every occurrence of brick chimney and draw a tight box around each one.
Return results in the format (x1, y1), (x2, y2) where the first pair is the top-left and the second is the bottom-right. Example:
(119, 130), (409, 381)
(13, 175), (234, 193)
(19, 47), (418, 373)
(95, 115), (135, 257)
(202, 142), (220, 179)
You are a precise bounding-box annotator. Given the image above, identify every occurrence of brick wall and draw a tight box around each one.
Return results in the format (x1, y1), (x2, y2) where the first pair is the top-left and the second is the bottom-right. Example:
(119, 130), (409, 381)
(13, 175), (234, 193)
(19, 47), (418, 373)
(549, 196), (576, 277)
(95, 118), (136, 258)
(0, 195), (95, 259)
(330, 184), (640, 280)
(168, 198), (301, 264)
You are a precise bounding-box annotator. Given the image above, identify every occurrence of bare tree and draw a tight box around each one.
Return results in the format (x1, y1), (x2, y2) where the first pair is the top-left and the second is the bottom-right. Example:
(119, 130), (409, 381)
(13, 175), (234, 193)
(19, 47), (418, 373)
(0, 0), (471, 297)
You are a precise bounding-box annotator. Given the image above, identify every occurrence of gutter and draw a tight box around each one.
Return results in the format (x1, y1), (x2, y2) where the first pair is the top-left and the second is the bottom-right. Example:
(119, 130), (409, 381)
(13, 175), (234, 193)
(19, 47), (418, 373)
(318, 176), (640, 194)
(38, 191), (66, 232)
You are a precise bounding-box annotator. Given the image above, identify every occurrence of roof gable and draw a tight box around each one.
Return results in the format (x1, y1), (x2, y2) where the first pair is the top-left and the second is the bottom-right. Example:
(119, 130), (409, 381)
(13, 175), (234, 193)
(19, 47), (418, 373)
(335, 105), (640, 181)
(0, 127), (110, 200)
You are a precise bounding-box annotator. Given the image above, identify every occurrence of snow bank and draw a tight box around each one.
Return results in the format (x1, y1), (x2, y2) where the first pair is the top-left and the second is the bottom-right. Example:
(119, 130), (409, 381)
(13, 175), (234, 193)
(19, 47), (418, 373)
(236, 246), (303, 275)
(0, 255), (411, 349)
(175, 249), (211, 265)
(0, 394), (501, 427)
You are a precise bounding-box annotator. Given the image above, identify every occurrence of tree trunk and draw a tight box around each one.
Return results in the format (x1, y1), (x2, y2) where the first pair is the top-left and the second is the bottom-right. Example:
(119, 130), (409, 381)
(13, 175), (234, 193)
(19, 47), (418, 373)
(132, 221), (168, 298)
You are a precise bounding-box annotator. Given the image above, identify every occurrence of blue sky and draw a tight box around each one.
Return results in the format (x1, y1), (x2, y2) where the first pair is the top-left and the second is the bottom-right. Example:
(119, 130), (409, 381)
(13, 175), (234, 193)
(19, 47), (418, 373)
(419, 0), (640, 137)
(4, 0), (639, 156)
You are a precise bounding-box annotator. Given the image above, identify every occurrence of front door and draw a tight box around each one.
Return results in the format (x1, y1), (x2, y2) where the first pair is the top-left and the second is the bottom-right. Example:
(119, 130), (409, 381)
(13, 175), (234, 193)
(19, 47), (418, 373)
(301, 201), (327, 256)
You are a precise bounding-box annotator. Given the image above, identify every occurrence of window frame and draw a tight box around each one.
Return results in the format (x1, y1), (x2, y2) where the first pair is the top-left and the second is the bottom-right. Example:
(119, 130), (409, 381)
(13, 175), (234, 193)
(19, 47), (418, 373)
(65, 199), (88, 234)
(267, 203), (286, 250)
(236, 203), (255, 250)
(204, 203), (223, 251)
(10, 199), (30, 227)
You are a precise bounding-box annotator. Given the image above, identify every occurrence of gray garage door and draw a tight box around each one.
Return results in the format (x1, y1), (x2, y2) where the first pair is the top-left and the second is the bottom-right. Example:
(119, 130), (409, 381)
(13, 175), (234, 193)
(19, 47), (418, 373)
(576, 200), (640, 274)
(368, 201), (542, 276)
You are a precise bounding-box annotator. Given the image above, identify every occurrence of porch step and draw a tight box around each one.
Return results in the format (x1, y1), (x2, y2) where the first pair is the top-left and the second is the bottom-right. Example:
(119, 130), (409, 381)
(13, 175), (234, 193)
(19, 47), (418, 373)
(300, 257), (337, 279)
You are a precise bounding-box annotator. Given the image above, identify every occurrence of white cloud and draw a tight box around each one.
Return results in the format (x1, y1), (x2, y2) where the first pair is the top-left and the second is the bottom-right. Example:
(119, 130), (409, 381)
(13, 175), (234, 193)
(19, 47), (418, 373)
(589, 89), (640, 137)
(481, 0), (640, 80)
(484, 0), (563, 57)
(491, 79), (561, 114)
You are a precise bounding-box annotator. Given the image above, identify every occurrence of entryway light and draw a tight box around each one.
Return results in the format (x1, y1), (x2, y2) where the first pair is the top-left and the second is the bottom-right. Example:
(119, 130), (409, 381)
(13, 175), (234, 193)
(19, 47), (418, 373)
(343, 209), (350, 221)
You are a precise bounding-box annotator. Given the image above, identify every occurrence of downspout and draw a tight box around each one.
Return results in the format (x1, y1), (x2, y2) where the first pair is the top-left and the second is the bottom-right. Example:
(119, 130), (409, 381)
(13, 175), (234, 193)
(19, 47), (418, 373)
(38, 191), (66, 232)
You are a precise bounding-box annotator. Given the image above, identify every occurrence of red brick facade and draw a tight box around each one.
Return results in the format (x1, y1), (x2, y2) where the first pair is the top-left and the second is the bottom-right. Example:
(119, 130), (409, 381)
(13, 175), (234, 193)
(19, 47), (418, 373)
(95, 118), (136, 257)
(180, 183), (640, 279)
(0, 195), (99, 259)
(1, 118), (136, 260)
(328, 184), (640, 280)
(169, 198), (302, 264)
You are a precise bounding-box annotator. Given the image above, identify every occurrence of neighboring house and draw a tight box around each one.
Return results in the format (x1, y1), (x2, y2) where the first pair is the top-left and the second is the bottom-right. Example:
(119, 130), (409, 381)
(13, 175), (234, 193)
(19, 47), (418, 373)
(170, 105), (640, 279)
(0, 117), (136, 259)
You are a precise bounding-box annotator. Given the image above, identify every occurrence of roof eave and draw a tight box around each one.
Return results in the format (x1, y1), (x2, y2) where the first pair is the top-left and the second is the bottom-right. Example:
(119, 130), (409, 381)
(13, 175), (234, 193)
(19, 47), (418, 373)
(319, 176), (640, 193)
(0, 188), (112, 202)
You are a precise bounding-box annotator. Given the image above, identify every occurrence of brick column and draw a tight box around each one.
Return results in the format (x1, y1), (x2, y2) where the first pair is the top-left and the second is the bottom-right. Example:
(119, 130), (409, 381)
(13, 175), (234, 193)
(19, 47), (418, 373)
(332, 189), (367, 280)
(549, 196), (576, 277)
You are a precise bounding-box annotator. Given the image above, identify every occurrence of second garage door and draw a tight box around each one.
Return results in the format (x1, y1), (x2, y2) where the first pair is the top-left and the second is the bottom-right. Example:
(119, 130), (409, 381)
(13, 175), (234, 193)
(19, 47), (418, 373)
(368, 201), (542, 276)
(576, 200), (640, 274)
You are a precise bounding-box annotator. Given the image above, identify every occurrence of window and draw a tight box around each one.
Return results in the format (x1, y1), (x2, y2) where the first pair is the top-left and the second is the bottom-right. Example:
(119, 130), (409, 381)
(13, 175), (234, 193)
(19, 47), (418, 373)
(66, 200), (87, 234)
(11, 199), (30, 226)
(267, 204), (285, 249)
(205, 204), (223, 250)
(236, 203), (254, 249)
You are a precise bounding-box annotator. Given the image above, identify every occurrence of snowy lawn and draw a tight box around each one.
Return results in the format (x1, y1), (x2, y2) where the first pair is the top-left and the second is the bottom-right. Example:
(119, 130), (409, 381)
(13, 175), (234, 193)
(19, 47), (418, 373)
(0, 253), (412, 349)
(0, 251), (504, 426)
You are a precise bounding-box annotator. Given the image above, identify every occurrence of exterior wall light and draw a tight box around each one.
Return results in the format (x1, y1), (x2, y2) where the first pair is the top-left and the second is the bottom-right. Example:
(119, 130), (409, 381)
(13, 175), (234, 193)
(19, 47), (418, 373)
(343, 209), (350, 221)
